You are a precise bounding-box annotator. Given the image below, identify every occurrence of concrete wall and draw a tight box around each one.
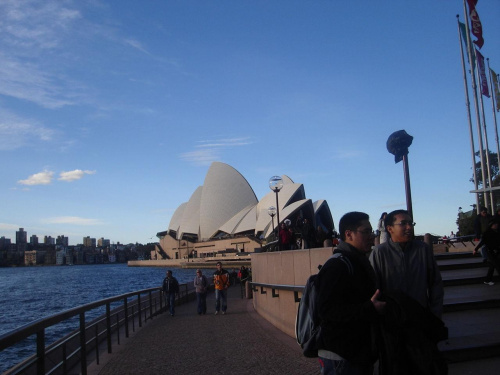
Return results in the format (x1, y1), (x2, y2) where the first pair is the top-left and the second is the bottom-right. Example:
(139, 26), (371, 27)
(251, 247), (333, 337)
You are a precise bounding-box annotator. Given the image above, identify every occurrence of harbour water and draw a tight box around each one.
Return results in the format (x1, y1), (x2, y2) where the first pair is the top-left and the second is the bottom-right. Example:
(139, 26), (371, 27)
(0, 264), (203, 373)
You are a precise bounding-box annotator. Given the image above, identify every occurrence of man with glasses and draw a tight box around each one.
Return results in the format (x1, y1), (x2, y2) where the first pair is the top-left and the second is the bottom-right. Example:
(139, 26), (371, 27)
(317, 212), (385, 375)
(369, 209), (444, 318)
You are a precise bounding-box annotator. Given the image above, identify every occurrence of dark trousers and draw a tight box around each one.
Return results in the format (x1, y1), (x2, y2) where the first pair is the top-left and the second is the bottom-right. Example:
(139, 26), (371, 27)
(196, 292), (207, 314)
(485, 250), (500, 282)
(165, 292), (176, 315)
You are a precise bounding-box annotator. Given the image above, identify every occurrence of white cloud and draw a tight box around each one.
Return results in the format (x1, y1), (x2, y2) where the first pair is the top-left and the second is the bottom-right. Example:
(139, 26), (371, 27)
(124, 38), (150, 54)
(0, 110), (55, 150)
(0, 0), (82, 51)
(58, 169), (96, 182)
(18, 170), (54, 185)
(331, 150), (363, 159)
(0, 223), (21, 231)
(180, 136), (253, 165)
(42, 216), (103, 226)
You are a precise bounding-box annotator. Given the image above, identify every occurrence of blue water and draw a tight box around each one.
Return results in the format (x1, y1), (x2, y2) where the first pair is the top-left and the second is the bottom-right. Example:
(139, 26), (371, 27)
(0, 264), (200, 373)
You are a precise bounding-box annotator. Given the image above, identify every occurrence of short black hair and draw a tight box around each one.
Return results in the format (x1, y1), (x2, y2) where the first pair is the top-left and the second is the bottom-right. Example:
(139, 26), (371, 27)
(338, 212), (369, 241)
(385, 210), (411, 228)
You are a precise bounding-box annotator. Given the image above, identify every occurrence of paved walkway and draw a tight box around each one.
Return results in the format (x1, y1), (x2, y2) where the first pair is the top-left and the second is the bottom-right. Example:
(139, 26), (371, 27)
(86, 282), (500, 375)
(88, 286), (318, 375)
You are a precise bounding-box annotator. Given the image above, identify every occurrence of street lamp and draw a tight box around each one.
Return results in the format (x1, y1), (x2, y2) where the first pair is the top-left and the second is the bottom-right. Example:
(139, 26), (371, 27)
(268, 206), (277, 233)
(269, 176), (283, 249)
(387, 130), (414, 218)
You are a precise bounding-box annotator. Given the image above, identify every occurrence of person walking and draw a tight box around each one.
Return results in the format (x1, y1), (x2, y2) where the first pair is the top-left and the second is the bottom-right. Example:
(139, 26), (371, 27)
(162, 270), (179, 316)
(473, 218), (500, 285)
(213, 262), (230, 315)
(194, 269), (208, 314)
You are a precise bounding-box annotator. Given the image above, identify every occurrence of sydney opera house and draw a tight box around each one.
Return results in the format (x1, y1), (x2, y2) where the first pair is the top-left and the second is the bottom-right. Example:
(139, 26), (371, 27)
(156, 162), (334, 260)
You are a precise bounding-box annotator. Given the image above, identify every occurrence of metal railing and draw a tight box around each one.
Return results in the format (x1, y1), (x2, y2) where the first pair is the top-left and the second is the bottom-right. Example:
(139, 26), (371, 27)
(0, 283), (194, 375)
(250, 281), (304, 303)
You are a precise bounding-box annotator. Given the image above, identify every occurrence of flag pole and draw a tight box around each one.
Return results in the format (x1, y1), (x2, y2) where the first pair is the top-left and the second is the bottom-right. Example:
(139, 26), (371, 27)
(487, 59), (500, 176)
(463, 0), (488, 211)
(457, 15), (480, 211)
(474, 49), (494, 209)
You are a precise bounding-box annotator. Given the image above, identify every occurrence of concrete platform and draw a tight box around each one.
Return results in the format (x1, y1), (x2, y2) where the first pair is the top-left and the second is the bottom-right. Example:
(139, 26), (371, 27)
(87, 286), (318, 375)
(87, 257), (500, 375)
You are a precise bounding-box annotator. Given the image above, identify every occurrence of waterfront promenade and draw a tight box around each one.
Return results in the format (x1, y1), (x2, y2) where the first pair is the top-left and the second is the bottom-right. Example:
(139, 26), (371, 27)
(87, 285), (318, 375)
(86, 251), (500, 375)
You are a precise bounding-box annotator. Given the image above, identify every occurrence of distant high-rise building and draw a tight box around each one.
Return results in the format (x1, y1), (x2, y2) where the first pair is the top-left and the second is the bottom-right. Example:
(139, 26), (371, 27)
(16, 228), (27, 244)
(0, 236), (11, 248)
(30, 235), (39, 245)
(83, 236), (96, 248)
(44, 236), (55, 245)
(98, 237), (110, 247)
(56, 235), (69, 247)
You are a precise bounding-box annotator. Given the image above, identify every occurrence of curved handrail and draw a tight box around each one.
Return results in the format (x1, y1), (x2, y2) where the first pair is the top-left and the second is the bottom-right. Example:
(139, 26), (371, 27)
(0, 287), (160, 351)
(0, 283), (194, 375)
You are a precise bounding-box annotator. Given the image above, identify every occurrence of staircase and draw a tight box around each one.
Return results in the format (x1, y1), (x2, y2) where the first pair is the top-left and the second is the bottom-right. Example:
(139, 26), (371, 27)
(437, 251), (500, 372)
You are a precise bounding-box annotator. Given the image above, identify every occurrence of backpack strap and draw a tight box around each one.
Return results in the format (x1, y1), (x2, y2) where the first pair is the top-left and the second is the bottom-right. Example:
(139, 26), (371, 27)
(331, 252), (354, 276)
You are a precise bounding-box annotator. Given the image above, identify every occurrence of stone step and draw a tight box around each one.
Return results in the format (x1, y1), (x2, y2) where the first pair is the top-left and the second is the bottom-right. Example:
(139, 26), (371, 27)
(440, 308), (500, 363)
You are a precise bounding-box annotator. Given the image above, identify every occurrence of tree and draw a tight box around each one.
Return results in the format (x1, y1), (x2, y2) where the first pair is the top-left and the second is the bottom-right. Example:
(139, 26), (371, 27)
(456, 208), (476, 237)
(470, 149), (500, 208)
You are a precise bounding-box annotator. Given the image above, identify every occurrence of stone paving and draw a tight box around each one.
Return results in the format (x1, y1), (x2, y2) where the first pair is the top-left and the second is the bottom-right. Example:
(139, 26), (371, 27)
(87, 286), (318, 375)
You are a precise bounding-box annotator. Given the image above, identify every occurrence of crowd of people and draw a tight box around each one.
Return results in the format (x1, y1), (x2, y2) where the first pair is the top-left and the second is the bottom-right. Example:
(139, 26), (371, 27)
(162, 263), (251, 317)
(160, 207), (499, 374)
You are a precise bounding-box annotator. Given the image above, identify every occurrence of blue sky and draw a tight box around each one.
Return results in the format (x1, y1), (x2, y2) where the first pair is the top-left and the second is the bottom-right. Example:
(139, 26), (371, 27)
(1, 0), (499, 245)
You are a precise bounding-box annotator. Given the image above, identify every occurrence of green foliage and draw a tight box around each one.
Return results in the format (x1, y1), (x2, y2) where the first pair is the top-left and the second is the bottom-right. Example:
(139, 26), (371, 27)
(456, 209), (476, 237)
(471, 149), (500, 187)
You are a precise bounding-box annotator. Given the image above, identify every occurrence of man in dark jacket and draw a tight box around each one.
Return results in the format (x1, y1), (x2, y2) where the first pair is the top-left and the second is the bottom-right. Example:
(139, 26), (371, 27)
(162, 270), (179, 316)
(317, 212), (385, 375)
(474, 218), (500, 285)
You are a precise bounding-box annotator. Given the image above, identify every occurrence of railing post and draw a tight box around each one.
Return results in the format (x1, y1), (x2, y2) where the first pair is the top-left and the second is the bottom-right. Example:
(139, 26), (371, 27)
(124, 297), (129, 338)
(132, 306), (135, 332)
(79, 312), (87, 375)
(116, 314), (120, 345)
(149, 291), (153, 320)
(106, 303), (112, 354)
(138, 295), (142, 328)
(36, 329), (45, 375)
(159, 287), (164, 312)
(62, 343), (67, 374)
(95, 325), (100, 365)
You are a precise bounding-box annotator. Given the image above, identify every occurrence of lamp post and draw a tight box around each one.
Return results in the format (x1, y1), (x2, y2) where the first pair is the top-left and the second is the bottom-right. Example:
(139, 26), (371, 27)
(386, 130), (414, 218)
(269, 176), (283, 250)
(268, 206), (277, 233)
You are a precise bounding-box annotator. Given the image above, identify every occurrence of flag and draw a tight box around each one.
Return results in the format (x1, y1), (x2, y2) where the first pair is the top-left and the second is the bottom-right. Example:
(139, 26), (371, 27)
(475, 49), (489, 97)
(491, 68), (500, 111)
(459, 21), (475, 70)
(466, 0), (484, 48)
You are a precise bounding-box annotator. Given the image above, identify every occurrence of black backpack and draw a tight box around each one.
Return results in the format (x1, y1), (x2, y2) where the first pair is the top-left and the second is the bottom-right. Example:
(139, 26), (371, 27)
(295, 253), (353, 357)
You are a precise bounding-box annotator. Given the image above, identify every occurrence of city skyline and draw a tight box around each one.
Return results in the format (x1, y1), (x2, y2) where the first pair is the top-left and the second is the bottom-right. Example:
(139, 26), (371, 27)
(1, 227), (131, 246)
(1, 1), (500, 245)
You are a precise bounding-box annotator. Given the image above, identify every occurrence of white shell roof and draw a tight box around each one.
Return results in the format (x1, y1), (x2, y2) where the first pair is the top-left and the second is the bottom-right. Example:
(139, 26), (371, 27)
(167, 163), (332, 242)
(218, 204), (256, 235)
(178, 186), (203, 239)
(168, 202), (187, 234)
(199, 162), (258, 240)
